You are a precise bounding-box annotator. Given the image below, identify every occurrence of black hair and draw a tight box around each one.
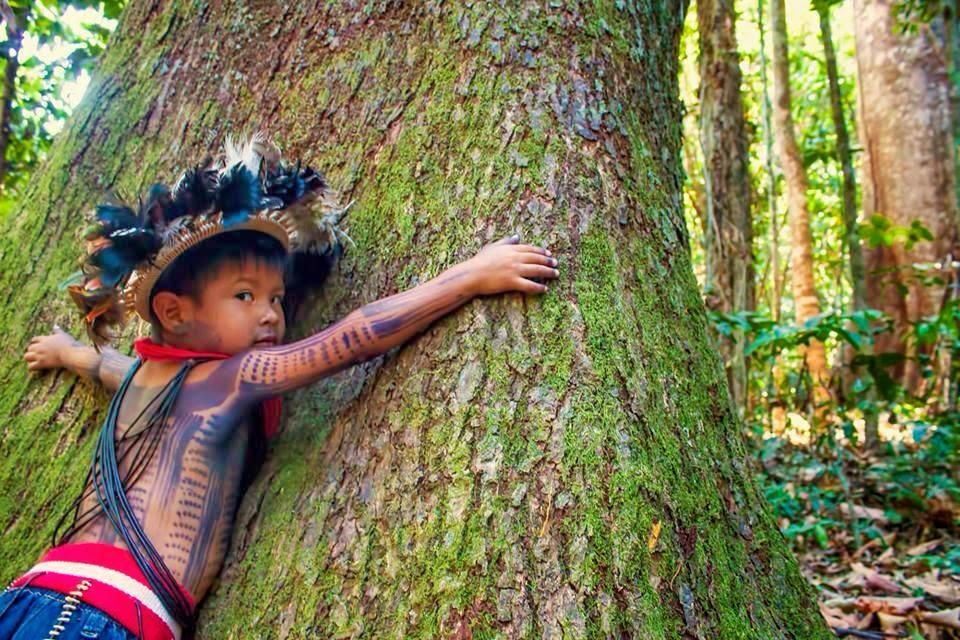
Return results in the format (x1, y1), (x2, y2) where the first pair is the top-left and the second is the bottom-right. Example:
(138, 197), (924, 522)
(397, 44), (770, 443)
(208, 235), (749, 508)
(148, 229), (288, 327)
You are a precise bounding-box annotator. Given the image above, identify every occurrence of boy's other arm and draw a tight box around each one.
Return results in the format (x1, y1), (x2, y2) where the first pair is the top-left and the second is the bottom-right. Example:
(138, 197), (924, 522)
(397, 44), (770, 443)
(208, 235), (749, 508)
(234, 235), (559, 399)
(24, 326), (135, 392)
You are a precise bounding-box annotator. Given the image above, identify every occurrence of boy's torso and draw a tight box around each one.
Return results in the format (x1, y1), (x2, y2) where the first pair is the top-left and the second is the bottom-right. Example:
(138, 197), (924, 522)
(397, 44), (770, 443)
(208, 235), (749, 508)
(67, 359), (253, 602)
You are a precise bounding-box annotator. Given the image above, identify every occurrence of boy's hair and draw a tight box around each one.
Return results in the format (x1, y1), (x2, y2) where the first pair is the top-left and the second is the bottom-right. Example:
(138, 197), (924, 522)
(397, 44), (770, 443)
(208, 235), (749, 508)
(148, 229), (287, 327)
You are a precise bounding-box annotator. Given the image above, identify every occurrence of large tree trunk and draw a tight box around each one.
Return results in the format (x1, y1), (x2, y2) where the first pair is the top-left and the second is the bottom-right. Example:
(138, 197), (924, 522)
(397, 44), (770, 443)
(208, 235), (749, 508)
(770, 0), (831, 412)
(0, 2), (829, 638)
(697, 0), (753, 412)
(854, 0), (959, 393)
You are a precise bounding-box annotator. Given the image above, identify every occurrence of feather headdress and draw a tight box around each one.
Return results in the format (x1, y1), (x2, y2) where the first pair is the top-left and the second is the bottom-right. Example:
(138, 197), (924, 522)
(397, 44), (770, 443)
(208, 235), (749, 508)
(69, 133), (352, 344)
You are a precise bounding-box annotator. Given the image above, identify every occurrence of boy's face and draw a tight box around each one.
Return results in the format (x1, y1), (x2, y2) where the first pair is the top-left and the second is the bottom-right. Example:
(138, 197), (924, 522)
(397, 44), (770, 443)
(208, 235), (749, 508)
(157, 258), (287, 355)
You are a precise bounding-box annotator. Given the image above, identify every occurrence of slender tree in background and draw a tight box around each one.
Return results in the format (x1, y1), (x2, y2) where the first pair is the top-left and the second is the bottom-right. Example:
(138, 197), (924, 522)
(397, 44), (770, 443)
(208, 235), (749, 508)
(817, 0), (866, 312)
(0, 1), (830, 637)
(697, 0), (754, 410)
(758, 0), (783, 322)
(817, 0), (883, 448)
(770, 0), (832, 410)
(0, 0), (27, 187)
(854, 0), (959, 393)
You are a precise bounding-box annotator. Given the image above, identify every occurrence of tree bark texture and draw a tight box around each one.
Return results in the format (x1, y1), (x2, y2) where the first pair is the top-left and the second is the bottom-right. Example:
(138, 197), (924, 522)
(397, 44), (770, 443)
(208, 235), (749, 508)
(854, 0), (960, 392)
(0, 2), (829, 638)
(770, 0), (831, 409)
(0, 1), (25, 188)
(818, 5), (866, 313)
(697, 0), (753, 412)
(819, 4), (881, 448)
(757, 0), (782, 322)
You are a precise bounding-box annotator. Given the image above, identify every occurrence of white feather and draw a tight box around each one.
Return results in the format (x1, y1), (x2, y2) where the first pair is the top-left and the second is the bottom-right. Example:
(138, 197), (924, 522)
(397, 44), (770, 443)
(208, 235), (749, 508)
(223, 131), (267, 176)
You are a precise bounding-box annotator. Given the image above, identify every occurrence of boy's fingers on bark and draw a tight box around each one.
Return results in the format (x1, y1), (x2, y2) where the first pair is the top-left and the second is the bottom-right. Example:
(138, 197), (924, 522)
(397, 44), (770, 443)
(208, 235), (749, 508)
(518, 264), (559, 280)
(514, 244), (549, 256)
(515, 277), (548, 294)
(517, 253), (556, 267)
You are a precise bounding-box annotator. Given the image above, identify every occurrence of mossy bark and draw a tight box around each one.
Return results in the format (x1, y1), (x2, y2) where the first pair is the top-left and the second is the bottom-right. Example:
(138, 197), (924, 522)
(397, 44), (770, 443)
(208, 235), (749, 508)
(0, 1), (829, 638)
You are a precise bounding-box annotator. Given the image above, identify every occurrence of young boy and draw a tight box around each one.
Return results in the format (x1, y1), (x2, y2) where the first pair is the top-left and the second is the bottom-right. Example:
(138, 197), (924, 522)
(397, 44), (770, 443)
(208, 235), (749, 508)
(5, 136), (559, 640)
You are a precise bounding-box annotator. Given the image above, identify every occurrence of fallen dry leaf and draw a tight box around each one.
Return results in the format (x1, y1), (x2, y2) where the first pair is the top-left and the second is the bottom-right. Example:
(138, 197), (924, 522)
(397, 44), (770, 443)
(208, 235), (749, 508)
(853, 596), (923, 615)
(906, 573), (960, 604)
(851, 562), (904, 594)
(906, 538), (944, 556)
(647, 520), (661, 551)
(819, 602), (860, 630)
(838, 503), (890, 524)
(920, 607), (960, 630)
(877, 610), (908, 632)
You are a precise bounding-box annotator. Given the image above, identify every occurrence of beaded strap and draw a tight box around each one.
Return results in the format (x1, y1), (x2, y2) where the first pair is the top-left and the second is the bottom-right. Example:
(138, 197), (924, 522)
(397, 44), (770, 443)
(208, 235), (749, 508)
(43, 579), (91, 639)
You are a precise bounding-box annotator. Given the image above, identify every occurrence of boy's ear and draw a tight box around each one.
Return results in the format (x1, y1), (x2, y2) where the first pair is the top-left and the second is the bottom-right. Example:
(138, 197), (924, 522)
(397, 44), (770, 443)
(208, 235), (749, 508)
(151, 291), (193, 335)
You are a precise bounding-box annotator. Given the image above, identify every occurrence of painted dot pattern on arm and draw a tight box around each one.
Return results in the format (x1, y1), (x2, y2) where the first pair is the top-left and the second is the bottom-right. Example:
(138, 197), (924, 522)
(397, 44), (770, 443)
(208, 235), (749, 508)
(236, 268), (476, 402)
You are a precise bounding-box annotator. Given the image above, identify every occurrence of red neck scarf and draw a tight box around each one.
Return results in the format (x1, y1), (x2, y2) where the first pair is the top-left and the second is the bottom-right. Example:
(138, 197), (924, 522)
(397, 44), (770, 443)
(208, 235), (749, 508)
(133, 338), (282, 439)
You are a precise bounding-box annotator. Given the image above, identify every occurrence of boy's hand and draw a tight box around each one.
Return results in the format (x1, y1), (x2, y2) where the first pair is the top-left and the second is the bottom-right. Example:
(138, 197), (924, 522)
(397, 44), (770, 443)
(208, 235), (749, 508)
(24, 325), (78, 371)
(466, 235), (559, 296)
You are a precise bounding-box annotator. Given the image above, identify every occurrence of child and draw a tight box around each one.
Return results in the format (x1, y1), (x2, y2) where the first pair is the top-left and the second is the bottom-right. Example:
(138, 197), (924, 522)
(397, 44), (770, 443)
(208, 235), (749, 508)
(6, 135), (559, 640)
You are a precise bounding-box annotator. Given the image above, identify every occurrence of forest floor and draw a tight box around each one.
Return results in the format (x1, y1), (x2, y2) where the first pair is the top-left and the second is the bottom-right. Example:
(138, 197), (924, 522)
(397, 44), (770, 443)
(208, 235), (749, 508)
(756, 431), (960, 639)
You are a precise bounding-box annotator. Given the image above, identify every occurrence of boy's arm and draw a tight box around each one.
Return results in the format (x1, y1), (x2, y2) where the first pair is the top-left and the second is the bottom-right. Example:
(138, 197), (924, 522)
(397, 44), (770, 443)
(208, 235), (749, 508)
(24, 326), (135, 392)
(234, 236), (559, 400)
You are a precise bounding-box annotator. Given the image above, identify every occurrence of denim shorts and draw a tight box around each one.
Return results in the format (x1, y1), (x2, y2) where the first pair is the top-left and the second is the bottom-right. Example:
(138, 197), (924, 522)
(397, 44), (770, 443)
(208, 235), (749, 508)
(0, 585), (137, 639)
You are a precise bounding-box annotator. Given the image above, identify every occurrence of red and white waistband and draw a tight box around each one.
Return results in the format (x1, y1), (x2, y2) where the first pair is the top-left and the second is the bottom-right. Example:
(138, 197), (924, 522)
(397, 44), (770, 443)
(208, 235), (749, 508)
(8, 543), (195, 640)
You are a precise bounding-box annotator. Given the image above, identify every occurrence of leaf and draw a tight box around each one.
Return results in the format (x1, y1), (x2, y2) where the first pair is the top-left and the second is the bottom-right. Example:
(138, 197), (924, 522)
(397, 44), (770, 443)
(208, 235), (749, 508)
(819, 602), (860, 630)
(851, 563), (903, 593)
(853, 596), (923, 616)
(813, 523), (830, 549)
(905, 573), (960, 604)
(647, 520), (661, 551)
(906, 539), (944, 556)
(920, 607), (960, 630)
(837, 503), (889, 524)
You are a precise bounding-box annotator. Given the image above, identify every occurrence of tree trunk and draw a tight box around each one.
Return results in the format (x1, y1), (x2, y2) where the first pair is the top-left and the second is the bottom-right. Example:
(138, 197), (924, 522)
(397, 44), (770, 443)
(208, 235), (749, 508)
(770, 0), (831, 412)
(854, 0), (960, 393)
(758, 0), (783, 324)
(0, 1), (25, 189)
(697, 0), (753, 413)
(818, 5), (865, 313)
(819, 3), (881, 448)
(0, 2), (830, 638)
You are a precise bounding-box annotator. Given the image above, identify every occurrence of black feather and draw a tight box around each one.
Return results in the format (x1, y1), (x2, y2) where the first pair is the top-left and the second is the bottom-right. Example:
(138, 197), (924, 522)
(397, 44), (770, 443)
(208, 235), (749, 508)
(89, 227), (160, 287)
(94, 204), (140, 234)
(139, 183), (173, 230)
(215, 163), (261, 226)
(170, 162), (218, 220)
(264, 161), (327, 207)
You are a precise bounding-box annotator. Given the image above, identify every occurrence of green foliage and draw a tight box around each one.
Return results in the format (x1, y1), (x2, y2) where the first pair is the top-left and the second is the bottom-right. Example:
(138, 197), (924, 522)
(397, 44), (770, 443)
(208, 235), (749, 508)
(758, 417), (960, 565)
(859, 214), (934, 250)
(0, 1), (123, 205)
(892, 0), (955, 32)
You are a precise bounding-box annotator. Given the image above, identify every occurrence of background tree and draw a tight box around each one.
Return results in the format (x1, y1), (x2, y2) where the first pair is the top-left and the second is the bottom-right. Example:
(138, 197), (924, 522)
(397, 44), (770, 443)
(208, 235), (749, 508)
(854, 0), (959, 392)
(817, 0), (866, 313)
(697, 0), (754, 411)
(770, 0), (832, 411)
(0, 1), (830, 637)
